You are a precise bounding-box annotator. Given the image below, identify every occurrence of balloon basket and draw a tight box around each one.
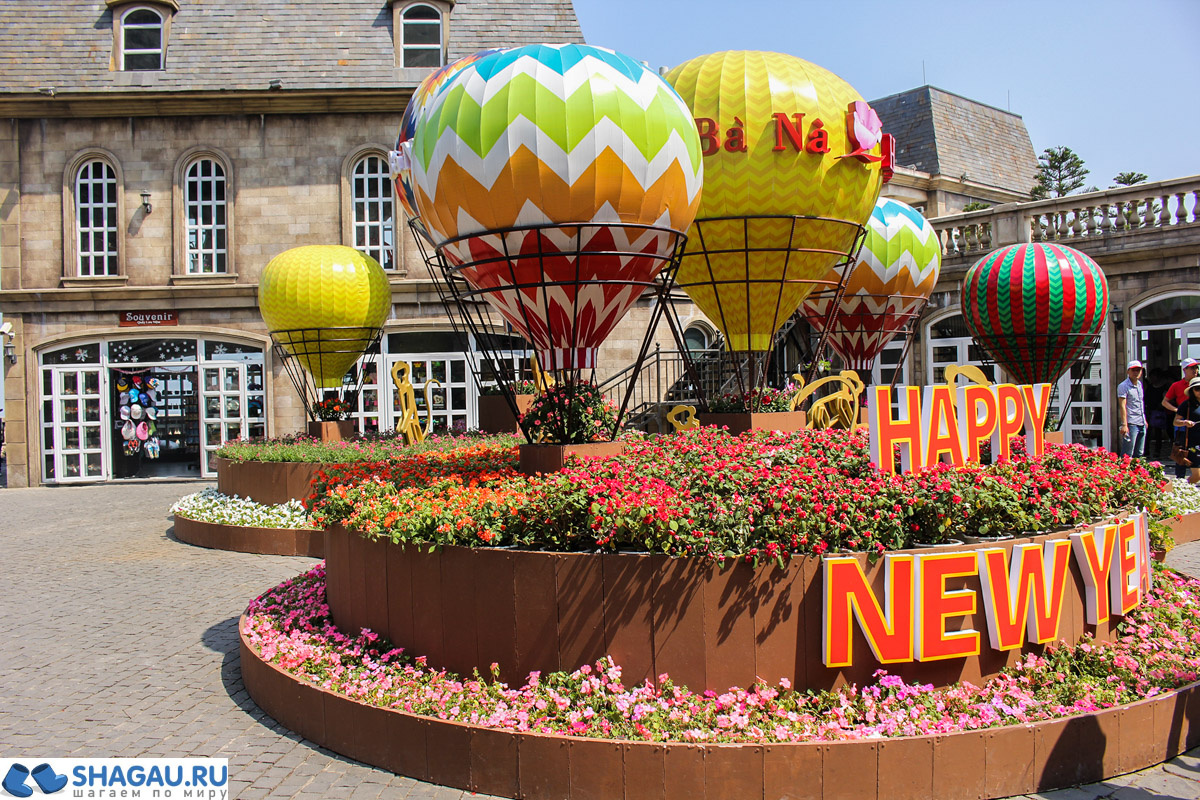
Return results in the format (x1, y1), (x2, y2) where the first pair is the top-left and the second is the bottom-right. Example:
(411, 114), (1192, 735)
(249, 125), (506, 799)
(411, 219), (688, 447)
(797, 290), (930, 383)
(664, 213), (868, 411)
(268, 326), (383, 425)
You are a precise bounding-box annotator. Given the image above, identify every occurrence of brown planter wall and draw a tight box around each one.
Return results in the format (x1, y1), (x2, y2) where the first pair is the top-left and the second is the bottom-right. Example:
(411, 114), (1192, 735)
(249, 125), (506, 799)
(697, 411), (807, 435)
(518, 441), (626, 474)
(173, 515), (324, 558)
(216, 458), (324, 506)
(240, 621), (1200, 800)
(478, 394), (534, 434)
(324, 523), (1133, 693)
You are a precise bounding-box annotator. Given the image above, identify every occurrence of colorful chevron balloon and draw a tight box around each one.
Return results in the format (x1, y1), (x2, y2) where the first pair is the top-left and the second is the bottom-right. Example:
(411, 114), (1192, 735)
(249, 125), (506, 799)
(258, 246), (390, 388)
(962, 243), (1109, 385)
(801, 198), (939, 373)
(664, 51), (884, 352)
(410, 43), (703, 370)
(390, 49), (506, 242)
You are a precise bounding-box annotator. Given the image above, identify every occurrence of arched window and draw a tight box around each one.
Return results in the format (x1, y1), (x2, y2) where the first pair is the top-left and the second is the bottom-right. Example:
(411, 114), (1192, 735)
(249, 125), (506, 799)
(74, 160), (120, 277)
(682, 323), (714, 352)
(351, 154), (395, 270)
(121, 8), (164, 70)
(184, 158), (227, 274)
(400, 4), (443, 68)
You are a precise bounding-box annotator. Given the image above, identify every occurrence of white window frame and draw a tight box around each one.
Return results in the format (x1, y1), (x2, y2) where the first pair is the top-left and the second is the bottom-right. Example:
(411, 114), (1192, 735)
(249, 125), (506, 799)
(75, 160), (120, 277)
(184, 158), (228, 274)
(351, 154), (396, 270)
(120, 7), (165, 71)
(400, 3), (444, 68)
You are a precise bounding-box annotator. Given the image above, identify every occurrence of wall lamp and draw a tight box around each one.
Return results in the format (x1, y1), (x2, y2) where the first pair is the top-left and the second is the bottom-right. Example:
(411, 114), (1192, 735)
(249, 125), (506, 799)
(3, 342), (16, 366)
(141, 191), (152, 214)
(1111, 307), (1124, 329)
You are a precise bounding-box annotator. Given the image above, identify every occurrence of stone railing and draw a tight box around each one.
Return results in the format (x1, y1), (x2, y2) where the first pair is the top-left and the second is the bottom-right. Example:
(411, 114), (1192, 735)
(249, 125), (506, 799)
(931, 175), (1200, 261)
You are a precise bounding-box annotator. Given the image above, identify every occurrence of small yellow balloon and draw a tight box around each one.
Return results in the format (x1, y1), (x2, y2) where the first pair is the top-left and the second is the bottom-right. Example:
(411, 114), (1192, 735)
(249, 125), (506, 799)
(258, 245), (391, 388)
(665, 51), (883, 351)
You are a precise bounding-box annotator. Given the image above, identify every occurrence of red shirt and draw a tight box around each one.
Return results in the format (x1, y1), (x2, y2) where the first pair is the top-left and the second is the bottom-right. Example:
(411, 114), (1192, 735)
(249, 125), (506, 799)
(1167, 379), (1191, 409)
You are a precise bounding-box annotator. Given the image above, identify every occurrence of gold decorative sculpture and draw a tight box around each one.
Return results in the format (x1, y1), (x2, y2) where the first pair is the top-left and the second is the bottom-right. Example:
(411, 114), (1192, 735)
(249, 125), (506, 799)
(390, 361), (442, 445)
(790, 370), (866, 430)
(531, 355), (556, 393)
(667, 404), (700, 432)
(944, 364), (992, 387)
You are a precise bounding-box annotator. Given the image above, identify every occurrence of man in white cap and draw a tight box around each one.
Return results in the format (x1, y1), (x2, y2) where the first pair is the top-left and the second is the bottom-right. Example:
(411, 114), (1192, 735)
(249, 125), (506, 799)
(1164, 357), (1200, 477)
(1118, 359), (1146, 459)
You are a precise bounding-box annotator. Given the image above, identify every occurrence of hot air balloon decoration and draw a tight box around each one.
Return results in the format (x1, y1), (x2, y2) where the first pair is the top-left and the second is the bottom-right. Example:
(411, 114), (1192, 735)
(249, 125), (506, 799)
(961, 242), (1108, 386)
(389, 49), (505, 245)
(408, 43), (703, 449)
(801, 198), (940, 378)
(662, 51), (887, 410)
(258, 245), (390, 429)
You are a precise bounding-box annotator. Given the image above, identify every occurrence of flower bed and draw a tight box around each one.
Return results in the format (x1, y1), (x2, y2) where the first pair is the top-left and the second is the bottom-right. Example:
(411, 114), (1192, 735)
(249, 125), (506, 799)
(244, 564), (1200, 743)
(306, 428), (1171, 557)
(172, 489), (324, 557)
(216, 431), (522, 464)
(173, 488), (315, 529)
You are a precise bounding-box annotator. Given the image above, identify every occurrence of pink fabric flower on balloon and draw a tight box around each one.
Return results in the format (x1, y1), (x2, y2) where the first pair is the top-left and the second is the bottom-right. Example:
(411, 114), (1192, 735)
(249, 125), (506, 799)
(843, 101), (883, 160)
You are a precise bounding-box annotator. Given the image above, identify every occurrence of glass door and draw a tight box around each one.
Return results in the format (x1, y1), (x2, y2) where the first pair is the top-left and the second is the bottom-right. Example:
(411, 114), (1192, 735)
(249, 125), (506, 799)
(47, 367), (107, 482)
(1056, 330), (1109, 451)
(200, 363), (249, 476)
(385, 352), (474, 434)
(924, 314), (998, 385)
(1181, 323), (1200, 363)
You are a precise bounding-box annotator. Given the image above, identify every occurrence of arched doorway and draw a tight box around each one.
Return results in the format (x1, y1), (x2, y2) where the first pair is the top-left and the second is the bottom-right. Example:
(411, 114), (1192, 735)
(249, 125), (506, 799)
(1131, 292), (1200, 459)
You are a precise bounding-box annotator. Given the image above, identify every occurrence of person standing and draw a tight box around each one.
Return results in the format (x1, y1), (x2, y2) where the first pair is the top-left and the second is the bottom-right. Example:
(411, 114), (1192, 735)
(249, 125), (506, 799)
(1117, 359), (1146, 459)
(1172, 376), (1200, 484)
(1164, 358), (1200, 478)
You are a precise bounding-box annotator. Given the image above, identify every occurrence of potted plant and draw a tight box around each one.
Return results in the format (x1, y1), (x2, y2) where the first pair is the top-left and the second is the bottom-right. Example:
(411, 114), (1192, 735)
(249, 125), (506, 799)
(477, 380), (539, 434)
(698, 383), (806, 435)
(517, 380), (623, 472)
(308, 397), (355, 443)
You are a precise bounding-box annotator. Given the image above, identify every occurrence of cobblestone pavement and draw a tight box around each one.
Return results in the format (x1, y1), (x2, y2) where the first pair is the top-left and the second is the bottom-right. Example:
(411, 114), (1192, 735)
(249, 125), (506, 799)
(0, 481), (1199, 799)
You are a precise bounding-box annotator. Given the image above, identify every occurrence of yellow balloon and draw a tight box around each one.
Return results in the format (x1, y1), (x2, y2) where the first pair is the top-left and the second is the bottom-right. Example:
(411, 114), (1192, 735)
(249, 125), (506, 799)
(665, 51), (883, 351)
(258, 245), (391, 388)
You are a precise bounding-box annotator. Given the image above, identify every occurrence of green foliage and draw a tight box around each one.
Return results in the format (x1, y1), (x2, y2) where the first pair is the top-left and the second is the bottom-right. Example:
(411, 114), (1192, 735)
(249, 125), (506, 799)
(519, 380), (619, 444)
(1031, 146), (1089, 199)
(216, 431), (522, 463)
(1112, 171), (1149, 187)
(961, 201), (992, 212)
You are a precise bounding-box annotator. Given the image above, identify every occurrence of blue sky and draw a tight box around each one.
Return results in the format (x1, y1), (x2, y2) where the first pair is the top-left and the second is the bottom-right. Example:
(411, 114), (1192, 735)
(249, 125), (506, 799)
(571, 0), (1199, 193)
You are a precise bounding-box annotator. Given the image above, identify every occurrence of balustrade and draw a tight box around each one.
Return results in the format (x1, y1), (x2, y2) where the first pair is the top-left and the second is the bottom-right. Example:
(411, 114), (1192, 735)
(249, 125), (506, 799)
(930, 175), (1200, 259)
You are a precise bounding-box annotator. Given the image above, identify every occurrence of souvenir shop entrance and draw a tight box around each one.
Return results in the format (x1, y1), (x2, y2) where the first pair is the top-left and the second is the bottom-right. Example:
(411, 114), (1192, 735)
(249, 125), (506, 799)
(38, 336), (266, 483)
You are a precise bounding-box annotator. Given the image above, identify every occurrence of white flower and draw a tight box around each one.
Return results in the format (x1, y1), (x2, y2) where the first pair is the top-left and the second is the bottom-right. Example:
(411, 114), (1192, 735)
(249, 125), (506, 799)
(171, 488), (318, 529)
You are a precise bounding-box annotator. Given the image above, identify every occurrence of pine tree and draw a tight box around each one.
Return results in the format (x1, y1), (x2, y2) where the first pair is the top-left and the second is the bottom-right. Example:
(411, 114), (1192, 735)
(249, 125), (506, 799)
(1031, 146), (1089, 199)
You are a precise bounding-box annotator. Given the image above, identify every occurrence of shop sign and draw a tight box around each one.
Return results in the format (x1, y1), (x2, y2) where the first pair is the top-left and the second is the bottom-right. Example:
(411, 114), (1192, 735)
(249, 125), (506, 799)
(119, 311), (178, 328)
(867, 382), (1053, 474)
(822, 511), (1150, 667)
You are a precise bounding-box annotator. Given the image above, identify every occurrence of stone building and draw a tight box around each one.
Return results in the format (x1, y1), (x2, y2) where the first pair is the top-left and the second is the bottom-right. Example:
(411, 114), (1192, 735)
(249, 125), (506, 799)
(0, 0), (597, 486)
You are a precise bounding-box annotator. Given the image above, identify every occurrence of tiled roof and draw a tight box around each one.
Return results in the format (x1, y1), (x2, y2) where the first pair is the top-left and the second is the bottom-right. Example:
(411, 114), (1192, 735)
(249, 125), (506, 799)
(871, 86), (1039, 196)
(0, 1), (585, 94)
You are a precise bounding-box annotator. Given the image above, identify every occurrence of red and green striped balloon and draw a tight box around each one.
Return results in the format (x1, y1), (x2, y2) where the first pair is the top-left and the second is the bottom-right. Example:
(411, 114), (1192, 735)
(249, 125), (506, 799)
(961, 243), (1108, 385)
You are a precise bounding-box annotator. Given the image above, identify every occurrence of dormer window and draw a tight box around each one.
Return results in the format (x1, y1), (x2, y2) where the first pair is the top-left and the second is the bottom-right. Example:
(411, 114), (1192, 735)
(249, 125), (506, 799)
(122, 9), (163, 70)
(400, 4), (443, 67)
(109, 0), (177, 71)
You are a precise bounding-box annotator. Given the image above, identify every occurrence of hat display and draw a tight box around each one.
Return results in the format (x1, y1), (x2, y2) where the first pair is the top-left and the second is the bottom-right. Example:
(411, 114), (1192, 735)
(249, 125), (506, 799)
(119, 405), (131, 420)
(130, 403), (144, 420)
(113, 372), (162, 461)
(145, 406), (157, 420)
(136, 421), (149, 441)
(117, 378), (130, 391)
(1127, 359), (1144, 370)
(121, 420), (136, 440)
(119, 391), (130, 405)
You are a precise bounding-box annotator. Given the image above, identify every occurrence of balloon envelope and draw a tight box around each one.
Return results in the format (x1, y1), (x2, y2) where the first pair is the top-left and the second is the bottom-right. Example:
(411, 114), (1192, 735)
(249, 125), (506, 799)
(664, 51), (883, 352)
(391, 49), (506, 241)
(411, 43), (703, 370)
(962, 243), (1108, 385)
(802, 198), (940, 372)
(258, 245), (390, 388)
